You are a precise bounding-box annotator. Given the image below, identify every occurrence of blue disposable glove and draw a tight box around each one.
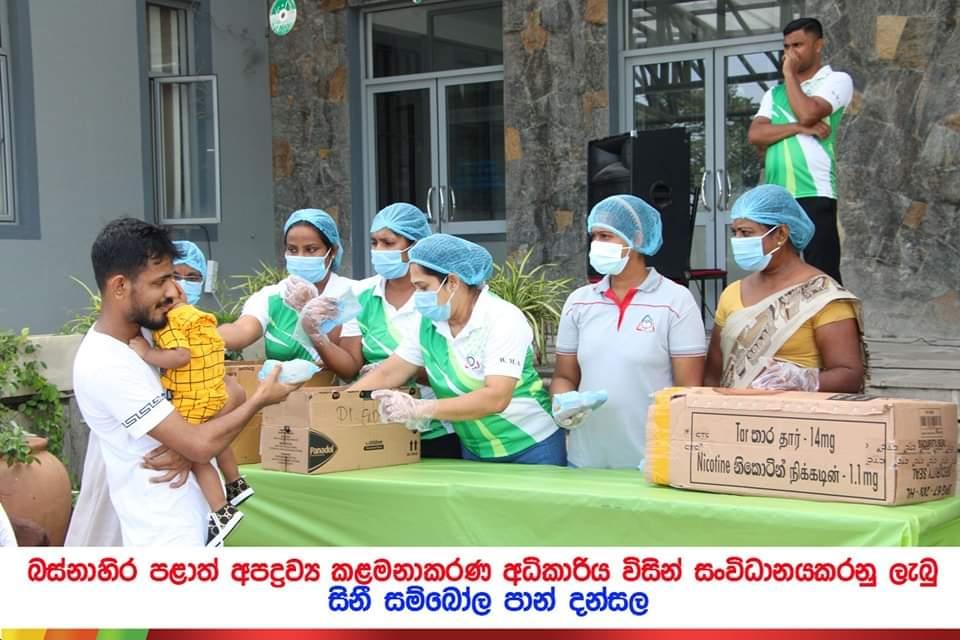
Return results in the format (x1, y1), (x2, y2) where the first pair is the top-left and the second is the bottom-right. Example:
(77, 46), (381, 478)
(258, 359), (320, 385)
(552, 390), (608, 429)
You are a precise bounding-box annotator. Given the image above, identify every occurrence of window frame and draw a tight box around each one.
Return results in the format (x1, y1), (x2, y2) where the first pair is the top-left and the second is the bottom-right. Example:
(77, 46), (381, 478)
(0, 0), (17, 225)
(151, 74), (222, 226)
(622, 0), (805, 53)
(146, 0), (222, 225)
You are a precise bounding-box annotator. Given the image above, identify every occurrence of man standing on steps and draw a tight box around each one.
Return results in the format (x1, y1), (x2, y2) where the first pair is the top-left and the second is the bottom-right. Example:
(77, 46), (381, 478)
(748, 17), (853, 284)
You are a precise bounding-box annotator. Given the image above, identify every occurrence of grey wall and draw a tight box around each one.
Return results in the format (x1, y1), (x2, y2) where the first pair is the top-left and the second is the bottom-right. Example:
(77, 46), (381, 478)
(0, 0), (146, 334)
(198, 0), (277, 293)
(0, 0), (275, 335)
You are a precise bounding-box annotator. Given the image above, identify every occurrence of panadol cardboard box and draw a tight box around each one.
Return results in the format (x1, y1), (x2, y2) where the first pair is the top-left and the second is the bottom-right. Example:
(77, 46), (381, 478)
(259, 387), (421, 474)
(646, 388), (957, 506)
(224, 361), (337, 465)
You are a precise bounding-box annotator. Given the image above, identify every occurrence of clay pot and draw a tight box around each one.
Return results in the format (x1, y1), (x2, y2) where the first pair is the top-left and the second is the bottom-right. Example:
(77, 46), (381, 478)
(0, 436), (72, 546)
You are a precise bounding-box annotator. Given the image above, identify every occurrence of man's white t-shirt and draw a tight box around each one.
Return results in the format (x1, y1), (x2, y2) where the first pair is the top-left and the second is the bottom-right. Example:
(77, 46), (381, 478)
(0, 502), (17, 547)
(73, 328), (208, 546)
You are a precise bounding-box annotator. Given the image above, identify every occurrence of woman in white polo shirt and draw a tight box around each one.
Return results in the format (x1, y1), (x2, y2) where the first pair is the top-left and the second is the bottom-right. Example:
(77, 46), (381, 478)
(550, 195), (706, 469)
(318, 203), (461, 458)
(351, 234), (565, 465)
(218, 208), (360, 379)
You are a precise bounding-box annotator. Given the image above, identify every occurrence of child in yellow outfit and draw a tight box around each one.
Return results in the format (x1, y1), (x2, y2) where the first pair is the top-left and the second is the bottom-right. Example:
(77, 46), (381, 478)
(130, 241), (253, 547)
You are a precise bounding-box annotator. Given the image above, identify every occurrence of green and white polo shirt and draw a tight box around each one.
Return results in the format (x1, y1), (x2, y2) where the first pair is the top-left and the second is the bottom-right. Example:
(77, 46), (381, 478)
(755, 65), (853, 200)
(393, 287), (557, 459)
(352, 275), (452, 440)
(241, 272), (360, 363)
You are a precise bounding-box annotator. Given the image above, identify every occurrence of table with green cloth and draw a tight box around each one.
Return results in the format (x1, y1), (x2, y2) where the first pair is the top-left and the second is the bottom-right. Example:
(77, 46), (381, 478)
(227, 460), (960, 546)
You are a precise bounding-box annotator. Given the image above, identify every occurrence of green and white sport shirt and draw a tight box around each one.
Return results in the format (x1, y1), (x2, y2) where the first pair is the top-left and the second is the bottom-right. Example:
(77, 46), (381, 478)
(352, 276), (452, 440)
(755, 65), (853, 200)
(393, 287), (557, 459)
(241, 272), (360, 363)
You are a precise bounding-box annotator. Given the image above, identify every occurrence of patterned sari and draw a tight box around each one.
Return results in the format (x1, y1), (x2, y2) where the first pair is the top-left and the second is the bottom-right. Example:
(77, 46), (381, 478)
(719, 275), (866, 388)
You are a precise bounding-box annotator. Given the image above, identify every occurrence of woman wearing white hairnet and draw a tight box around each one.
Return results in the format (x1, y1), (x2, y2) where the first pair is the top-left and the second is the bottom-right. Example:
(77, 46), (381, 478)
(319, 203), (461, 458)
(218, 209), (360, 380)
(550, 195), (707, 469)
(704, 184), (865, 391)
(351, 234), (565, 465)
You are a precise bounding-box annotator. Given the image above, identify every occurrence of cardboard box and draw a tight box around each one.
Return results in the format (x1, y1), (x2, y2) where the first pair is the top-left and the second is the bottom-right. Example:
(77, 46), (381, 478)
(260, 421), (421, 474)
(260, 387), (421, 474)
(224, 361), (338, 464)
(261, 386), (417, 429)
(647, 388), (957, 506)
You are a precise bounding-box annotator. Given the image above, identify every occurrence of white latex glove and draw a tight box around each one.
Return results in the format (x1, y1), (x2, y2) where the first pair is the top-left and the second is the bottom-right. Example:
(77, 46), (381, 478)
(750, 359), (820, 392)
(280, 275), (319, 312)
(371, 389), (437, 432)
(358, 361), (382, 378)
(300, 296), (340, 344)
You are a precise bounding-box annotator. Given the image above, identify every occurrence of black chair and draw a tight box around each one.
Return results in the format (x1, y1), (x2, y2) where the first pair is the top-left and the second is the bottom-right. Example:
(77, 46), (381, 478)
(683, 186), (727, 321)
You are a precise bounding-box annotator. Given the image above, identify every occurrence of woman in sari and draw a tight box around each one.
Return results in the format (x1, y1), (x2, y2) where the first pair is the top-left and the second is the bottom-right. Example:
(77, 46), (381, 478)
(704, 185), (865, 391)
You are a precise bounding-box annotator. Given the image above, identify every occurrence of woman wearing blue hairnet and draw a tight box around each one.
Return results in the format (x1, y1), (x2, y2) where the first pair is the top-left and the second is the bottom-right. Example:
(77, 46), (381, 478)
(219, 209), (360, 379)
(318, 203), (462, 458)
(704, 185), (865, 391)
(351, 234), (565, 465)
(550, 195), (707, 469)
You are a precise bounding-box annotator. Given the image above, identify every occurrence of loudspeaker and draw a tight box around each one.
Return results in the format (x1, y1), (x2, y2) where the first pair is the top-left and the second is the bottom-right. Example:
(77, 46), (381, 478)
(586, 128), (691, 282)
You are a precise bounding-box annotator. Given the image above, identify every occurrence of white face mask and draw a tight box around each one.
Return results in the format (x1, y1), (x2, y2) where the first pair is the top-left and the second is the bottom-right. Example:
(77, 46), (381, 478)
(589, 241), (629, 275)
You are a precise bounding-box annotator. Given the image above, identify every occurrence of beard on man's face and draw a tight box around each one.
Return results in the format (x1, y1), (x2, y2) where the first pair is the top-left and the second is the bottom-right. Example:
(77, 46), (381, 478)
(130, 291), (173, 331)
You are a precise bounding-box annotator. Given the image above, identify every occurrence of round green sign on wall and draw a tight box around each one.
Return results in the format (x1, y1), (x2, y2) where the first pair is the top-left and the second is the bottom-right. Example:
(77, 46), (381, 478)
(270, 0), (297, 36)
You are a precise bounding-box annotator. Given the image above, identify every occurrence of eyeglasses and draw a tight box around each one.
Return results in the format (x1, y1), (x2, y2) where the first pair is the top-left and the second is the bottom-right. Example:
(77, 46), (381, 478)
(174, 274), (203, 284)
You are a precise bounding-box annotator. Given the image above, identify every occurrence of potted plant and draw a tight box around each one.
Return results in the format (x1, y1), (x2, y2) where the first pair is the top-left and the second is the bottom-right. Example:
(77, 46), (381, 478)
(0, 329), (72, 545)
(488, 249), (573, 368)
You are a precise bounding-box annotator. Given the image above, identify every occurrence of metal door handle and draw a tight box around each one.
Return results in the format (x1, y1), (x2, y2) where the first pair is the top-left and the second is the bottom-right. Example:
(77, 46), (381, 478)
(716, 170), (724, 211)
(426, 186), (435, 222)
(447, 186), (457, 222)
(724, 170), (732, 210)
(438, 185), (446, 222)
(699, 170), (712, 212)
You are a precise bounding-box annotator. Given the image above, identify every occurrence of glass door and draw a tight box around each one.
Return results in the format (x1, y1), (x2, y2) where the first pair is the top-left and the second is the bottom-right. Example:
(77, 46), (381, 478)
(622, 40), (783, 307)
(438, 74), (506, 237)
(362, 1), (506, 266)
(622, 50), (717, 272)
(364, 72), (506, 261)
(715, 42), (784, 282)
(366, 80), (439, 223)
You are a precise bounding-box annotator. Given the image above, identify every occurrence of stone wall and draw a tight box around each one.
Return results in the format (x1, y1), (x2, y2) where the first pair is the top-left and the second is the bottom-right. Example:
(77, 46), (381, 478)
(812, 1), (960, 338)
(270, 1), (355, 273)
(503, 0), (610, 277)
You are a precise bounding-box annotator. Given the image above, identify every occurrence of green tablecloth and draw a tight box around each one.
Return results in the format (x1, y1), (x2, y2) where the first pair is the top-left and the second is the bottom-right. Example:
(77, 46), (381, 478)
(228, 460), (960, 546)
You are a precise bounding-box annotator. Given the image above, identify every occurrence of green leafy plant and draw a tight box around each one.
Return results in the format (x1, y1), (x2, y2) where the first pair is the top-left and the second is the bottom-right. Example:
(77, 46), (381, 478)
(488, 249), (573, 364)
(60, 277), (102, 335)
(0, 420), (35, 466)
(219, 260), (285, 320)
(212, 261), (285, 360)
(0, 329), (66, 460)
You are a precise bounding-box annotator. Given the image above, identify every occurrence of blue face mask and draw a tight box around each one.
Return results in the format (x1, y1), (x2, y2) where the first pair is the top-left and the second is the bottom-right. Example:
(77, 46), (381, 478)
(178, 280), (203, 306)
(730, 226), (780, 272)
(414, 277), (456, 322)
(371, 249), (410, 280)
(285, 251), (330, 284)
